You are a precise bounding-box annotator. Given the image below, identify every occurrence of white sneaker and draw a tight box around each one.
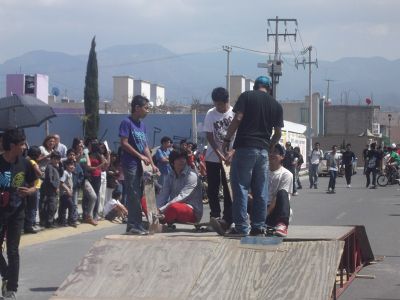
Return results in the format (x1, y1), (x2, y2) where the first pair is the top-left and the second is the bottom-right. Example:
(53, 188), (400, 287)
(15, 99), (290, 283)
(292, 192), (299, 196)
(3, 291), (16, 299)
(347, 184), (351, 188)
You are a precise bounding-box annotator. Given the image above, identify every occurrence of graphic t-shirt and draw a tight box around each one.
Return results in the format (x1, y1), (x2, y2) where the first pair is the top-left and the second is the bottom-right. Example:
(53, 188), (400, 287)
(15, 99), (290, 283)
(203, 107), (234, 163)
(268, 166), (293, 206)
(0, 155), (36, 213)
(119, 116), (148, 168)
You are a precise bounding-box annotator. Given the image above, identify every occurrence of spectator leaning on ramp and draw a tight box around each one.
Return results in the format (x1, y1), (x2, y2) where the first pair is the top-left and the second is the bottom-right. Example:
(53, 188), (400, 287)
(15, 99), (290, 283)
(222, 75), (284, 237)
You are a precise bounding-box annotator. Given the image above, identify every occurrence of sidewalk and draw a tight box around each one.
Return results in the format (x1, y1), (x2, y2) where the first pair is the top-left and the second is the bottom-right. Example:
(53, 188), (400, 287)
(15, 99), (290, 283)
(20, 220), (119, 248)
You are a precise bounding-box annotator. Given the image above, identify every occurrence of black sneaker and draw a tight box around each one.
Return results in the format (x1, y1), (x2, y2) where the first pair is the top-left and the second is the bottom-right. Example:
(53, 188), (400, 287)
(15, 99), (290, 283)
(24, 227), (38, 234)
(224, 228), (249, 238)
(210, 217), (228, 236)
(249, 227), (266, 237)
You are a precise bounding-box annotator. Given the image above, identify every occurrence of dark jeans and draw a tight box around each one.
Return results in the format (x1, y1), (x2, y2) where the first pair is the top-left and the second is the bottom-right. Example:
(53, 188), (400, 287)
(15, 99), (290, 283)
(42, 194), (58, 226)
(90, 176), (102, 220)
(0, 204), (25, 292)
(205, 161), (232, 225)
(24, 190), (38, 229)
(345, 165), (353, 185)
(266, 190), (290, 227)
(287, 167), (297, 193)
(58, 194), (76, 224)
(366, 167), (377, 187)
(328, 170), (337, 190)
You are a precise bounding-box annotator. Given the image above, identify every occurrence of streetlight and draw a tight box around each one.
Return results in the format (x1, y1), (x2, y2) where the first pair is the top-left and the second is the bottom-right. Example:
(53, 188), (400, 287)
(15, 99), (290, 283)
(388, 113), (392, 143)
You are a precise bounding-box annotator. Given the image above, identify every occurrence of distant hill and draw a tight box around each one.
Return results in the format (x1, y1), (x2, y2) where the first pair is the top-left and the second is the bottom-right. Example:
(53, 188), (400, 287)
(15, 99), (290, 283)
(0, 44), (399, 109)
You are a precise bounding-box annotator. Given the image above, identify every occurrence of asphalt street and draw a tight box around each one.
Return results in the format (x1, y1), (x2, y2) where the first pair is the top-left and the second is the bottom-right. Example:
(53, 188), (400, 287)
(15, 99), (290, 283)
(14, 169), (400, 299)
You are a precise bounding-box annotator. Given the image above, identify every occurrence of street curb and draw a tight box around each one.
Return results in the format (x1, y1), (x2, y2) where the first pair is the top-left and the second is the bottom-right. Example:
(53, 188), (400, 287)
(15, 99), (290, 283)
(20, 220), (120, 248)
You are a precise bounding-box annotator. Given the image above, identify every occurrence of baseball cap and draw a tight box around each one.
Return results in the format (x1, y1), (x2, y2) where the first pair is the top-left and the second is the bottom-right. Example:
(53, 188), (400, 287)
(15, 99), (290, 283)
(253, 76), (271, 90)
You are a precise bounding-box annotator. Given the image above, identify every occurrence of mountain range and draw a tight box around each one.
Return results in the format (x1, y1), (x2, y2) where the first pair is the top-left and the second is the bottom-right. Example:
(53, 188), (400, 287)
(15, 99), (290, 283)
(0, 43), (399, 110)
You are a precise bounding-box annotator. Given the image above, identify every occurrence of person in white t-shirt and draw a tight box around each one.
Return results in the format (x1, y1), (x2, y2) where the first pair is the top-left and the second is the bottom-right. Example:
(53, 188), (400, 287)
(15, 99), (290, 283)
(308, 142), (323, 189)
(265, 144), (293, 237)
(104, 190), (128, 222)
(327, 145), (340, 194)
(204, 87), (235, 234)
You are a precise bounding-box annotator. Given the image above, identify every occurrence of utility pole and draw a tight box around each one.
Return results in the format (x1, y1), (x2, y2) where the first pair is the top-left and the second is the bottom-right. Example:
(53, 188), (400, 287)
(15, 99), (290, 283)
(296, 46), (318, 155)
(260, 16), (297, 99)
(222, 45), (232, 101)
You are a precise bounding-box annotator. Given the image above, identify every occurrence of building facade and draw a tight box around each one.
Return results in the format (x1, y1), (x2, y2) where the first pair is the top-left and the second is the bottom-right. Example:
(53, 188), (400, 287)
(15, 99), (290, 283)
(6, 73), (49, 103)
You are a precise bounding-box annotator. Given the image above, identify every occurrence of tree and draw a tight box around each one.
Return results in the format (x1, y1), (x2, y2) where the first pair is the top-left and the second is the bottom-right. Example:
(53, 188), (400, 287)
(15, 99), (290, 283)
(83, 36), (99, 139)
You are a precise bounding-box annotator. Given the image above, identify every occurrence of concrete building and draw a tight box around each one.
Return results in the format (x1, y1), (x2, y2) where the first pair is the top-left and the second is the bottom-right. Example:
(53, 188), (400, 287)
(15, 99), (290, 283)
(150, 83), (165, 106)
(229, 75), (246, 104)
(280, 92), (324, 137)
(134, 79), (151, 101)
(112, 75), (134, 113)
(6, 73), (49, 103)
(314, 104), (382, 160)
(245, 78), (255, 91)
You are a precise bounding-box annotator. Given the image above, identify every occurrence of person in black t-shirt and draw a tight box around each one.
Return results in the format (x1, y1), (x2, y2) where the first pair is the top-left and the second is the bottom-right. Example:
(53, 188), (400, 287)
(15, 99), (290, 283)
(365, 143), (380, 189)
(362, 144), (369, 175)
(282, 142), (297, 195)
(0, 129), (37, 299)
(341, 143), (356, 187)
(222, 75), (284, 237)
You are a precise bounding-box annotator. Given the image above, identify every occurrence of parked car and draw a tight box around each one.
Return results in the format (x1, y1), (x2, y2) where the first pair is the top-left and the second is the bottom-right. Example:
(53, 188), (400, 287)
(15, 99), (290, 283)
(317, 150), (358, 177)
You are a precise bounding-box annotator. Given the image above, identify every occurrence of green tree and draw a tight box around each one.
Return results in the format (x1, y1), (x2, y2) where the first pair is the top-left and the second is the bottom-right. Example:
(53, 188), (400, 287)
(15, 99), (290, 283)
(83, 36), (99, 139)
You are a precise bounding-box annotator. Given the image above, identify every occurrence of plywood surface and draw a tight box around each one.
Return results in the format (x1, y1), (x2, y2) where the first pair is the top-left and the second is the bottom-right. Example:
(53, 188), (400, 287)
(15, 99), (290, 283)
(52, 236), (344, 300)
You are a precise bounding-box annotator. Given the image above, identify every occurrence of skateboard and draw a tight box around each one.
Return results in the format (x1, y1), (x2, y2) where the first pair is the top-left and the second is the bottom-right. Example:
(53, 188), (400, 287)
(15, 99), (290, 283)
(222, 162), (233, 199)
(165, 222), (210, 232)
(142, 162), (162, 234)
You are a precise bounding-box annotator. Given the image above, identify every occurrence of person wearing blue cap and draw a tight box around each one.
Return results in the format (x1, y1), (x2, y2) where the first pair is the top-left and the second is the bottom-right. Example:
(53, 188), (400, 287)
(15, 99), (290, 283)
(222, 75), (284, 237)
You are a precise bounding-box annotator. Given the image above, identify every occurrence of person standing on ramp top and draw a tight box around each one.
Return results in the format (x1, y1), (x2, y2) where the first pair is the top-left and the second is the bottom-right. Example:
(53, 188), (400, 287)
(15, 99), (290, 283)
(119, 95), (158, 235)
(222, 76), (284, 237)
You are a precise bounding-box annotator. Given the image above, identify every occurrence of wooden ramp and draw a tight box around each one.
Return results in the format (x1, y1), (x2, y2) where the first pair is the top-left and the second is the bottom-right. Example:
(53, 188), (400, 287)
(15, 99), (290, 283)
(51, 233), (344, 300)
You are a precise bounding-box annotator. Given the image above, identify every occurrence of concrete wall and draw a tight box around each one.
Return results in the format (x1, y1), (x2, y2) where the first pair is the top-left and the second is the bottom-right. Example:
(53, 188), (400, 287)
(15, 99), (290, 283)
(313, 135), (380, 163)
(24, 113), (207, 151)
(325, 105), (379, 136)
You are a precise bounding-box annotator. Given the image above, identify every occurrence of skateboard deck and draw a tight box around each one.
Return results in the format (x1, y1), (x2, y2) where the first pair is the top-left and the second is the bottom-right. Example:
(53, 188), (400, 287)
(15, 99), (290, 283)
(222, 162), (233, 199)
(166, 222), (210, 232)
(142, 162), (162, 234)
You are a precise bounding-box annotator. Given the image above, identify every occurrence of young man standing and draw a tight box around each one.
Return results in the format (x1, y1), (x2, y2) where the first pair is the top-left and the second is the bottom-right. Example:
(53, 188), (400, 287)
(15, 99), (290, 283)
(0, 128), (37, 299)
(365, 142), (380, 189)
(204, 87), (234, 233)
(282, 142), (297, 196)
(327, 145), (340, 194)
(119, 95), (158, 235)
(309, 142), (323, 189)
(155, 136), (173, 189)
(342, 143), (356, 188)
(222, 76), (283, 237)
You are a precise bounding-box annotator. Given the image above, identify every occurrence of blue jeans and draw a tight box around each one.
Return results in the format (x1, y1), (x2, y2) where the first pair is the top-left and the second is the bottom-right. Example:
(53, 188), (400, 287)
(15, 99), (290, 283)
(230, 147), (269, 233)
(328, 170), (337, 190)
(123, 164), (143, 230)
(309, 164), (319, 187)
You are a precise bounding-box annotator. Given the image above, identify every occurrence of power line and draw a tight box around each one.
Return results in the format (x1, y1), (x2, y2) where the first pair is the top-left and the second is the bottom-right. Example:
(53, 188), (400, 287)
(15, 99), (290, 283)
(230, 45), (273, 54)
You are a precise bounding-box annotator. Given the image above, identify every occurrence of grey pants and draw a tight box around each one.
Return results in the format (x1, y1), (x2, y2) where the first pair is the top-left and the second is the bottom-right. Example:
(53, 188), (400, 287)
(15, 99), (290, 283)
(309, 164), (319, 187)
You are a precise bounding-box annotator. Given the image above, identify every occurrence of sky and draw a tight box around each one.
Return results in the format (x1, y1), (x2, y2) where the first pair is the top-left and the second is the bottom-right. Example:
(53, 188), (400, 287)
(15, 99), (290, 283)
(0, 0), (400, 63)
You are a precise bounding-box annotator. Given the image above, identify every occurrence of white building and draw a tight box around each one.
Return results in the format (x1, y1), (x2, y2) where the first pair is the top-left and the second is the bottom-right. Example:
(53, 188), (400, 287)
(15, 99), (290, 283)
(134, 79), (151, 100)
(150, 83), (165, 106)
(113, 75), (134, 112)
(245, 78), (255, 91)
